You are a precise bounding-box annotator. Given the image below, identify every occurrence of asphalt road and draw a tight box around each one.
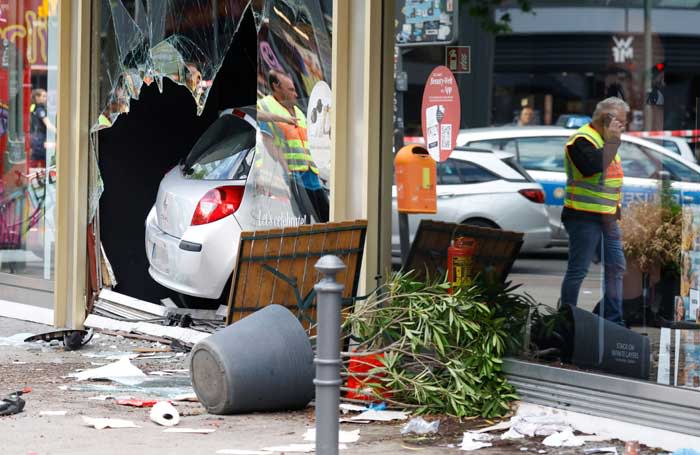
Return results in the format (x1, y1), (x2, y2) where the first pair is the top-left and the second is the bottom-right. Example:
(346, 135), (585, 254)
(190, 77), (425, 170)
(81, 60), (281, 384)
(510, 248), (603, 312)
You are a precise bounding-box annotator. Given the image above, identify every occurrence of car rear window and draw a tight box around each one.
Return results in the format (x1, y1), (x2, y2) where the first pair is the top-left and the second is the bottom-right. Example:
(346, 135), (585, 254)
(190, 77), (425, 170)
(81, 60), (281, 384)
(517, 137), (567, 172)
(437, 159), (498, 184)
(183, 115), (256, 180)
(502, 157), (534, 182)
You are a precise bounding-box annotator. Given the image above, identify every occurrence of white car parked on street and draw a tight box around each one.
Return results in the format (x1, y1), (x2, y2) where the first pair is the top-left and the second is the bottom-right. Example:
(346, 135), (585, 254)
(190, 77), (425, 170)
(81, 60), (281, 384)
(392, 148), (552, 262)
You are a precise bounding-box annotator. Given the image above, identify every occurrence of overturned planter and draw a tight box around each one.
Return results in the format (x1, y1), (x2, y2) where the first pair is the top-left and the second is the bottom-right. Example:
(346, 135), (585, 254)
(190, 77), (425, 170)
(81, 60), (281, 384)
(189, 304), (314, 415)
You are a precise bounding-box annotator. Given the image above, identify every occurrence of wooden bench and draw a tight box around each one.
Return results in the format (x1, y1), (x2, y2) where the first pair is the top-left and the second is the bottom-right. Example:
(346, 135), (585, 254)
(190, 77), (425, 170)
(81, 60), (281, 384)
(405, 220), (524, 283)
(225, 220), (368, 329)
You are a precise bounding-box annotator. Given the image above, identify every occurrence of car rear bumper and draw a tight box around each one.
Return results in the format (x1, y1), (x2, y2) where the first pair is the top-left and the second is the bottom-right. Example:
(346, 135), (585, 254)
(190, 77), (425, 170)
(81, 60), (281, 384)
(145, 206), (239, 299)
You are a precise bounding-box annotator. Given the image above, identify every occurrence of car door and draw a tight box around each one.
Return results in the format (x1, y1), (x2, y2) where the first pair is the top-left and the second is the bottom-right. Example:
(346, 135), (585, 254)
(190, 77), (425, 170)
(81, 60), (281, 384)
(514, 137), (568, 242)
(637, 144), (700, 204)
(616, 141), (660, 206)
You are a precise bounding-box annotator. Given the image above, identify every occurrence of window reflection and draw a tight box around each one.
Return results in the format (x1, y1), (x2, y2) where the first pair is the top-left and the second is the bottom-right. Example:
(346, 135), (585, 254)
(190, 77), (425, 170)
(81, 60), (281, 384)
(0, 2), (58, 282)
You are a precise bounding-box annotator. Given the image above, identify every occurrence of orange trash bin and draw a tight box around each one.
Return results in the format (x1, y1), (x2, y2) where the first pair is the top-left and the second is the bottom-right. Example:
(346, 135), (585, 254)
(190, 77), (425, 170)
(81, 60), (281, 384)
(394, 145), (437, 214)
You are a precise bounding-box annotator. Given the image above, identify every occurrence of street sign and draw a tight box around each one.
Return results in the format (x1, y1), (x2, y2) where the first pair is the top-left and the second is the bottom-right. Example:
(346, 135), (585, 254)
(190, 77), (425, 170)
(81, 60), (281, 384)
(445, 46), (470, 74)
(421, 66), (460, 162)
(395, 0), (458, 46)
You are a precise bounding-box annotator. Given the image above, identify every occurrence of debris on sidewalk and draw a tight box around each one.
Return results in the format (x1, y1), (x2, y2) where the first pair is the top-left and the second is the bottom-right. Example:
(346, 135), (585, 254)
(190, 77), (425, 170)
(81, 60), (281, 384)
(500, 413), (571, 439)
(302, 428), (360, 443)
(400, 416), (440, 435)
(39, 410), (67, 416)
(150, 401), (180, 426)
(115, 398), (159, 408)
(69, 357), (146, 385)
(0, 388), (30, 416)
(459, 432), (494, 451)
(541, 429), (584, 447)
(583, 448), (619, 454)
(84, 314), (209, 346)
(339, 403), (367, 413)
(162, 428), (215, 434)
(82, 416), (140, 429)
(349, 409), (408, 422)
(24, 328), (94, 350)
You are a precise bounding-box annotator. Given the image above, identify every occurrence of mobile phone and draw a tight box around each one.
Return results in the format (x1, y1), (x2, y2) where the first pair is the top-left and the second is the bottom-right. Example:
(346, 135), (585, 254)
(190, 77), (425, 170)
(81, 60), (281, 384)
(604, 113), (615, 128)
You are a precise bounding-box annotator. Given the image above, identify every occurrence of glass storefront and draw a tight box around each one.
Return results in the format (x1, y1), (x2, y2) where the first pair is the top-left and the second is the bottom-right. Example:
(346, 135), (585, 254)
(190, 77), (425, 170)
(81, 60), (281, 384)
(0, 1), (58, 286)
(391, 0), (700, 395)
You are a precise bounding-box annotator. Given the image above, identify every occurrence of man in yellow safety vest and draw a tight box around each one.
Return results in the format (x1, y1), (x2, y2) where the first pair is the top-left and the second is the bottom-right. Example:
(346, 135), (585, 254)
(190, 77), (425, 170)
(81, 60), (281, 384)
(257, 70), (328, 223)
(560, 97), (628, 325)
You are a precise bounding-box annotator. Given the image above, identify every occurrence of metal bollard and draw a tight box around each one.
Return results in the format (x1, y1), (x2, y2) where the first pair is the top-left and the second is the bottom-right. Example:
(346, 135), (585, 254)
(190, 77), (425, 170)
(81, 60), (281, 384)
(314, 255), (346, 455)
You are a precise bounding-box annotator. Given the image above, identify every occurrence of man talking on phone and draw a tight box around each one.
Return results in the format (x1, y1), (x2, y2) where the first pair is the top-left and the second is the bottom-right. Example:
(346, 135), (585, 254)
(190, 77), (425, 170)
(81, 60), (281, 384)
(560, 97), (628, 326)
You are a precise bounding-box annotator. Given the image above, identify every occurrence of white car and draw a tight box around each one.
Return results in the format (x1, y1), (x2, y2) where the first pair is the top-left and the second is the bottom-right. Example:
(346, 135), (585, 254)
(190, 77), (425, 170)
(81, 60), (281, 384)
(392, 148), (552, 262)
(145, 108), (312, 300)
(642, 136), (697, 164)
(457, 126), (700, 245)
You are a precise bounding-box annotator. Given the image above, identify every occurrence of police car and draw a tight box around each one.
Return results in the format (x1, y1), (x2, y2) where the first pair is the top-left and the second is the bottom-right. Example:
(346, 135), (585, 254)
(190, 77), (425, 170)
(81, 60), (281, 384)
(457, 126), (700, 246)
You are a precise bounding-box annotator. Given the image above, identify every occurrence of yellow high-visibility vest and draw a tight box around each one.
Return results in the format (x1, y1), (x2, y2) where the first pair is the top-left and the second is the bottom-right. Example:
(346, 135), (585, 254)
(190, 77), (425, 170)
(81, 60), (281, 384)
(564, 124), (623, 215)
(257, 95), (319, 174)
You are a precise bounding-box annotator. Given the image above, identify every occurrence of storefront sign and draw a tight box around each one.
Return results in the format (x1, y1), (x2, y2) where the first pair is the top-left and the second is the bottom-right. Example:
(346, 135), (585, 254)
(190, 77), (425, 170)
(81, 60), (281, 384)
(445, 46), (470, 74)
(612, 35), (634, 64)
(395, 0), (458, 46)
(421, 65), (460, 162)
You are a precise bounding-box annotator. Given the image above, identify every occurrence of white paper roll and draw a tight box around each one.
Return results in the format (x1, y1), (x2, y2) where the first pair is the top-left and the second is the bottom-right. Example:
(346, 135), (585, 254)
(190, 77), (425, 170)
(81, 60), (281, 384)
(150, 401), (180, 427)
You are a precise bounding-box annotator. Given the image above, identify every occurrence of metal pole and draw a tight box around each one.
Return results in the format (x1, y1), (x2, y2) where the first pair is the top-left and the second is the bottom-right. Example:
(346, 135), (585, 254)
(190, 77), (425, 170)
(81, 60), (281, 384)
(314, 255), (346, 455)
(643, 0), (653, 130)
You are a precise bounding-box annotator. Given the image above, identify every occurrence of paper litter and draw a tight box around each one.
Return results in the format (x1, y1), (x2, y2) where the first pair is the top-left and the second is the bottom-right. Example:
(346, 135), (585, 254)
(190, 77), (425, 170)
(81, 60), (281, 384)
(69, 357), (146, 386)
(542, 429), (585, 447)
(82, 416), (140, 429)
(39, 410), (67, 416)
(303, 428), (360, 443)
(350, 409), (408, 421)
(459, 432), (493, 451)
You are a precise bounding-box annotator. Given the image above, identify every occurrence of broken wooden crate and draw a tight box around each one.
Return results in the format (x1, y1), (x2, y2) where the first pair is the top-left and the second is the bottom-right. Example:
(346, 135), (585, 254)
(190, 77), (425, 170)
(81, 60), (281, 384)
(225, 220), (368, 328)
(405, 219), (523, 283)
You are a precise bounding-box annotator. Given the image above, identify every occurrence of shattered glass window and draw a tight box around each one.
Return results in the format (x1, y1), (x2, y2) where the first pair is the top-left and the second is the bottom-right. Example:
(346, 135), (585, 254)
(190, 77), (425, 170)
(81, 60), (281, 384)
(94, 0), (252, 131)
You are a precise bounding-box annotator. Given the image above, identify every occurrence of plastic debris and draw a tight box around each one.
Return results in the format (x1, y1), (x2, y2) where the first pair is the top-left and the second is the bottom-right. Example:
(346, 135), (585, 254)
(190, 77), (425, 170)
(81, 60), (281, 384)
(82, 416), (140, 429)
(162, 428), (215, 433)
(39, 410), (67, 416)
(150, 401), (180, 427)
(400, 417), (440, 435)
(69, 357), (146, 385)
(24, 328), (94, 350)
(339, 403), (366, 413)
(583, 448), (619, 454)
(115, 399), (159, 408)
(541, 429), (584, 447)
(303, 428), (360, 444)
(459, 432), (493, 451)
(350, 409), (408, 422)
(500, 414), (571, 439)
(0, 387), (31, 416)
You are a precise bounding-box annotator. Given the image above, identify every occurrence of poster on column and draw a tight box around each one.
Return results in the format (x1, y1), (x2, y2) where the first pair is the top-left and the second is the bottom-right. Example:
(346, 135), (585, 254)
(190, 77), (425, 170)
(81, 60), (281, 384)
(421, 65), (460, 162)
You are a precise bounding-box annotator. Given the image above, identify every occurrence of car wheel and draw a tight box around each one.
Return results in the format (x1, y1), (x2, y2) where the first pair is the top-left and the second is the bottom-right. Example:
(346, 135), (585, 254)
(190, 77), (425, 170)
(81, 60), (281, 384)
(461, 218), (499, 229)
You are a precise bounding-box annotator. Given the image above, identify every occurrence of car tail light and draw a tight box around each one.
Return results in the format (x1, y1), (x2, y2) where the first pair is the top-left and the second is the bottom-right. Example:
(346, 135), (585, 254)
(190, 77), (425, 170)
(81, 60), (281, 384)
(519, 188), (545, 204)
(191, 186), (245, 225)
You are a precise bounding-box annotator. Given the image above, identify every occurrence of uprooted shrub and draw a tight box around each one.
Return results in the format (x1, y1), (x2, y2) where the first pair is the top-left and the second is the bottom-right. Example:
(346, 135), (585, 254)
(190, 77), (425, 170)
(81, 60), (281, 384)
(342, 271), (540, 418)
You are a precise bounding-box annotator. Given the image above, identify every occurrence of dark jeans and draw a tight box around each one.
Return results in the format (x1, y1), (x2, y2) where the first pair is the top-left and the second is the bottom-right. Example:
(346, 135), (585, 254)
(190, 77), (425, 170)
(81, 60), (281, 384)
(561, 218), (626, 325)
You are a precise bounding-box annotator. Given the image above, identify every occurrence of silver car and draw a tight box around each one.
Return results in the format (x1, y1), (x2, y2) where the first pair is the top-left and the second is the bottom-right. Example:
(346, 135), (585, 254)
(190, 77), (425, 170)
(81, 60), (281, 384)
(392, 148), (552, 262)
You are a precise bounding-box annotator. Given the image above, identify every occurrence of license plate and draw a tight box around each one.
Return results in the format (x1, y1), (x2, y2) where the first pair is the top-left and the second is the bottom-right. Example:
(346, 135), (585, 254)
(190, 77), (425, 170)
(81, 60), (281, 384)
(151, 239), (169, 274)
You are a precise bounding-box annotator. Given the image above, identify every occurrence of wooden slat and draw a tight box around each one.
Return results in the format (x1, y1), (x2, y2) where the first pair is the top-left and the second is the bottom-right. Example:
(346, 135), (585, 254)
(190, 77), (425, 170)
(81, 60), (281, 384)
(226, 221), (368, 327)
